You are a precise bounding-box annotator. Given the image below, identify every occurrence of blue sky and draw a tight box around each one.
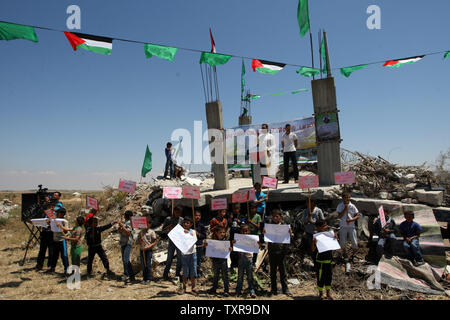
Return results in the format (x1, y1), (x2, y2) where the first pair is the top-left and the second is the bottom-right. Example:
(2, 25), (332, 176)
(0, 0), (449, 190)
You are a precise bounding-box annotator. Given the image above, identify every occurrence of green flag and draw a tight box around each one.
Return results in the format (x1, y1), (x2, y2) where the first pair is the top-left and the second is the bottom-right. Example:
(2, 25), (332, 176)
(144, 44), (177, 61)
(340, 64), (368, 78)
(296, 66), (321, 77)
(0, 21), (38, 42)
(320, 36), (327, 74)
(297, 0), (310, 37)
(291, 89), (308, 94)
(444, 51), (450, 59)
(269, 92), (286, 96)
(241, 59), (246, 100)
(242, 107), (248, 116)
(141, 145), (152, 178)
(199, 52), (232, 67)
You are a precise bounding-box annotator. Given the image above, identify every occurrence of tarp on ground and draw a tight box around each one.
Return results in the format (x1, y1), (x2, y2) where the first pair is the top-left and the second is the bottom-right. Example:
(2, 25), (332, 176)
(378, 256), (445, 295)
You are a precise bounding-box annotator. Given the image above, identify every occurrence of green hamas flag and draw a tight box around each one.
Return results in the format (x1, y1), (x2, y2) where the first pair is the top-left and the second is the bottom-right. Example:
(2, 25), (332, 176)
(444, 51), (450, 59)
(320, 36), (327, 74)
(297, 0), (310, 37)
(296, 66), (321, 77)
(200, 52), (232, 67)
(145, 44), (177, 62)
(291, 89), (308, 94)
(141, 145), (152, 178)
(269, 92), (286, 96)
(0, 21), (38, 42)
(340, 64), (368, 78)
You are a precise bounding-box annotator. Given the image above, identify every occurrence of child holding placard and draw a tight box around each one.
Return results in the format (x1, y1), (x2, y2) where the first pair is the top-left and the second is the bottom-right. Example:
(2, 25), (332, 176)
(138, 217), (157, 284)
(48, 207), (69, 274)
(312, 220), (336, 300)
(206, 225), (231, 296)
(179, 217), (198, 295)
(194, 211), (206, 277)
(117, 210), (135, 283)
(228, 203), (245, 271)
(85, 217), (117, 277)
(266, 209), (292, 297)
(234, 224), (257, 298)
(58, 216), (85, 268)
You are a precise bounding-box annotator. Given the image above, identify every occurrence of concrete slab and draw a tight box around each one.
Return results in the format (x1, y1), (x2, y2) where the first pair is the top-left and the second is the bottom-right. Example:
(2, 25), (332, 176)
(351, 197), (430, 216)
(415, 189), (444, 207)
(175, 178), (342, 207)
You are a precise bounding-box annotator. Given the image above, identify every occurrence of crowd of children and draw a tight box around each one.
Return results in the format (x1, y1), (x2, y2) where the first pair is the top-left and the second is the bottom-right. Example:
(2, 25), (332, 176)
(32, 187), (427, 300)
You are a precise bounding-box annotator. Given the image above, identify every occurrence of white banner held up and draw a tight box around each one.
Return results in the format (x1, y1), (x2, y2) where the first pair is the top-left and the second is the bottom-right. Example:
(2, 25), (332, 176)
(264, 223), (291, 244)
(205, 240), (231, 259)
(30, 218), (48, 228)
(313, 230), (341, 253)
(233, 233), (259, 254)
(50, 219), (68, 232)
(168, 224), (197, 254)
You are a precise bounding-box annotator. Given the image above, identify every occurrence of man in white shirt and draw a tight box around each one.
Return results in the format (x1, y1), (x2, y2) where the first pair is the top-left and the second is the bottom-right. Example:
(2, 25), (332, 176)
(336, 191), (360, 259)
(258, 123), (277, 179)
(281, 124), (299, 183)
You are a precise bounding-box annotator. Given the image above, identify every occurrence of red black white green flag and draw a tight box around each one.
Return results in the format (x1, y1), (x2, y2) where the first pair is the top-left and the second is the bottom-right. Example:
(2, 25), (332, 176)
(383, 55), (424, 68)
(252, 59), (285, 74)
(64, 32), (113, 55)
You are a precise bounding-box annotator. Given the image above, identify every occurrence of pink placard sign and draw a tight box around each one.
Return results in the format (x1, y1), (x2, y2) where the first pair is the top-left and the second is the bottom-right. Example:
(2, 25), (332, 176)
(231, 190), (249, 203)
(211, 198), (227, 211)
(45, 209), (55, 219)
(262, 176), (278, 189)
(118, 179), (137, 193)
(86, 196), (98, 210)
(163, 187), (182, 199)
(131, 216), (148, 229)
(247, 188), (256, 201)
(379, 206), (386, 228)
(334, 172), (355, 185)
(182, 186), (201, 199)
(299, 176), (319, 189)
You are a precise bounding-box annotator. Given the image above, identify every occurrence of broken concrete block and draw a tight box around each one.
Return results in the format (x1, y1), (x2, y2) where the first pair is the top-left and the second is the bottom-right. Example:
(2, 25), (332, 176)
(405, 183), (417, 191)
(287, 278), (300, 286)
(415, 189), (444, 207)
(153, 251), (168, 264)
(407, 191), (416, 198)
(379, 192), (388, 200)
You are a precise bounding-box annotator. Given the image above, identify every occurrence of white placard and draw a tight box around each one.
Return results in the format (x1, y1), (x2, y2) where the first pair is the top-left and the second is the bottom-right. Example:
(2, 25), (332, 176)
(233, 233), (259, 254)
(50, 219), (68, 232)
(30, 218), (48, 228)
(205, 239), (231, 259)
(313, 230), (341, 253)
(264, 223), (291, 244)
(168, 224), (197, 254)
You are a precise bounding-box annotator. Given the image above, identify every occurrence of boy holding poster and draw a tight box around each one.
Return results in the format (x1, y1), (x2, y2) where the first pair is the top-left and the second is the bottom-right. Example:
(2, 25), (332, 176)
(117, 210), (135, 283)
(312, 220), (336, 300)
(194, 211), (206, 277)
(206, 226), (231, 296)
(179, 217), (198, 295)
(138, 217), (157, 284)
(373, 208), (396, 260)
(228, 203), (245, 271)
(234, 224), (257, 298)
(266, 209), (292, 297)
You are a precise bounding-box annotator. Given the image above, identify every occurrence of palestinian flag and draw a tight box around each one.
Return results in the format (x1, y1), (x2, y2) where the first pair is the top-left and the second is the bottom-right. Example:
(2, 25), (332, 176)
(383, 55), (424, 68)
(252, 59), (285, 75)
(64, 32), (113, 55)
(209, 28), (216, 53)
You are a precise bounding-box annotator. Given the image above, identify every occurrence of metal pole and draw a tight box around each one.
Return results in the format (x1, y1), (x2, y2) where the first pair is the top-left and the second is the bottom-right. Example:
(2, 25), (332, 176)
(309, 30), (315, 80)
(323, 31), (332, 77)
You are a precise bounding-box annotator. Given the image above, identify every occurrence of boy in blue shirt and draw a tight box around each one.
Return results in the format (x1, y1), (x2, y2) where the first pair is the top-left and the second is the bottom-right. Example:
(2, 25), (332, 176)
(399, 211), (425, 266)
(254, 182), (267, 216)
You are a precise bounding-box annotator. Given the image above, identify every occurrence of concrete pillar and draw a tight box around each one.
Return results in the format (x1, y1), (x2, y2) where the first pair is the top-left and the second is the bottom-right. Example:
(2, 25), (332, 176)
(205, 101), (229, 190)
(238, 115), (252, 178)
(311, 77), (341, 186)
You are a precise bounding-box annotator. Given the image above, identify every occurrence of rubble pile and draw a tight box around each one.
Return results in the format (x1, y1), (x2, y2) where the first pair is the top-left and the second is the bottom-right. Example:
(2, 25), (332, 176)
(341, 149), (446, 206)
(0, 199), (19, 220)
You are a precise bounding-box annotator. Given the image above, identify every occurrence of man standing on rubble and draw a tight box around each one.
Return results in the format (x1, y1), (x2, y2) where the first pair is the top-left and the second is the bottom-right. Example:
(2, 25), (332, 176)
(281, 124), (299, 183)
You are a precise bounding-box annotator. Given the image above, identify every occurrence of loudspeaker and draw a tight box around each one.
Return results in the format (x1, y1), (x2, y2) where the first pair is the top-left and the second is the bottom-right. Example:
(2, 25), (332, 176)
(21, 193), (39, 222)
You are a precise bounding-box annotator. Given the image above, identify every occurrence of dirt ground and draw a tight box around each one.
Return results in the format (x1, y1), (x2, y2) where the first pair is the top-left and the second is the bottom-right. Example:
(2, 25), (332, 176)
(0, 192), (449, 300)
